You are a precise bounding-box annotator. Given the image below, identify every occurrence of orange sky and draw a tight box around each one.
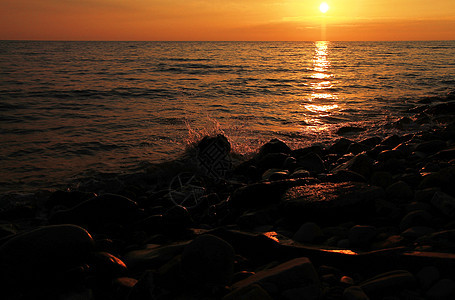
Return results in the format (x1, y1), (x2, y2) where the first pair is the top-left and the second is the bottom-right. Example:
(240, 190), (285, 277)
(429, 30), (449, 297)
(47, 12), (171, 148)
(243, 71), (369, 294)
(1, 0), (454, 41)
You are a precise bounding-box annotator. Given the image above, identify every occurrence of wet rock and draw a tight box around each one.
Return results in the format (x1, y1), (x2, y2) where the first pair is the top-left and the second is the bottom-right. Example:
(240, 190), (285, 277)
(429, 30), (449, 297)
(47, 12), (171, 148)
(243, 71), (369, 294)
(259, 138), (291, 156)
(431, 191), (455, 217)
(230, 178), (318, 209)
(332, 153), (374, 179)
(290, 169), (311, 179)
(329, 138), (353, 154)
(49, 193), (146, 229)
(281, 182), (383, 225)
(377, 149), (404, 162)
(181, 234), (235, 289)
(262, 169), (290, 181)
(371, 234), (404, 249)
(296, 152), (325, 174)
(399, 210), (433, 231)
(360, 270), (415, 297)
(232, 257), (320, 297)
(293, 222), (323, 243)
(90, 251), (127, 280)
(347, 142), (369, 155)
(426, 278), (455, 300)
(343, 286), (370, 300)
(348, 225), (377, 248)
(359, 136), (382, 148)
(416, 266), (440, 291)
(46, 190), (97, 209)
(386, 181), (414, 201)
(283, 156), (298, 171)
(0, 225), (95, 295)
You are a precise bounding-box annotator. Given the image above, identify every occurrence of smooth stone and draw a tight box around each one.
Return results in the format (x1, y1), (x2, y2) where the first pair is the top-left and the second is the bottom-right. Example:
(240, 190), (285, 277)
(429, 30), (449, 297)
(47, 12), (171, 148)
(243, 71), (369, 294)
(0, 225), (95, 294)
(281, 182), (383, 225)
(348, 225), (377, 248)
(232, 257), (320, 297)
(359, 136), (382, 148)
(332, 153), (374, 179)
(399, 210), (433, 231)
(347, 142), (369, 155)
(46, 190), (97, 209)
(293, 222), (323, 243)
(416, 266), (440, 291)
(386, 181), (414, 201)
(296, 152), (325, 174)
(343, 286), (370, 300)
(401, 226), (435, 239)
(259, 138), (292, 156)
(360, 270), (415, 296)
(329, 138), (353, 154)
(262, 169), (290, 181)
(431, 191), (455, 218)
(290, 169), (311, 179)
(426, 278), (455, 300)
(404, 201), (431, 213)
(371, 235), (404, 250)
(89, 251), (127, 278)
(414, 188), (439, 203)
(340, 276), (355, 286)
(283, 156), (298, 171)
(181, 234), (235, 288)
(49, 193), (146, 228)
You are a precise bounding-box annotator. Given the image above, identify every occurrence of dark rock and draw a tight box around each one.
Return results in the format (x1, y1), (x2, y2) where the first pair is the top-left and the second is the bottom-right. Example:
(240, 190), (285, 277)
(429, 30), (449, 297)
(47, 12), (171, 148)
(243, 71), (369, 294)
(49, 193), (146, 229)
(370, 171), (393, 188)
(331, 153), (374, 179)
(426, 278), (455, 300)
(359, 136), (382, 148)
(124, 242), (187, 270)
(230, 178), (318, 209)
(262, 169), (290, 181)
(431, 191), (455, 218)
(377, 149), (404, 162)
(223, 284), (273, 300)
(231, 257), (320, 297)
(89, 251), (127, 279)
(0, 223), (17, 239)
(0, 225), (95, 295)
(326, 170), (366, 183)
(416, 266), (440, 291)
(399, 210), (433, 231)
(281, 182), (383, 225)
(416, 140), (447, 154)
(290, 169), (311, 179)
(371, 234), (404, 249)
(386, 181), (414, 201)
(296, 152), (325, 174)
(257, 153), (290, 170)
(381, 135), (402, 148)
(434, 146), (455, 160)
(46, 190), (97, 209)
(343, 286), (370, 300)
(401, 226), (435, 239)
(259, 138), (292, 156)
(360, 270), (415, 296)
(181, 234), (235, 289)
(293, 222), (323, 243)
(347, 142), (369, 155)
(336, 126), (366, 136)
(348, 225), (377, 248)
(329, 138), (353, 154)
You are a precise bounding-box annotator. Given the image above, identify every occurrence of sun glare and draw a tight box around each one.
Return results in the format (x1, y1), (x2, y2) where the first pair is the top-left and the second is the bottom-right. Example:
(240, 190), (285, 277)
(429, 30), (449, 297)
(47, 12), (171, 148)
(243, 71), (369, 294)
(320, 2), (330, 13)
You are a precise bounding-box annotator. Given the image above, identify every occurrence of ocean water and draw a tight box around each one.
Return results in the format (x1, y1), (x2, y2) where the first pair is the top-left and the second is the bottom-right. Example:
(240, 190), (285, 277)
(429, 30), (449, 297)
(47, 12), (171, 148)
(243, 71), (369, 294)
(1, 41), (454, 193)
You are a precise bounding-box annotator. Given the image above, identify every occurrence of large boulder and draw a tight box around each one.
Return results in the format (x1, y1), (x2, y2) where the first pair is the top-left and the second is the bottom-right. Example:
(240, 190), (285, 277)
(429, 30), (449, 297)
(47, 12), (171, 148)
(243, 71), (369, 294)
(0, 225), (95, 295)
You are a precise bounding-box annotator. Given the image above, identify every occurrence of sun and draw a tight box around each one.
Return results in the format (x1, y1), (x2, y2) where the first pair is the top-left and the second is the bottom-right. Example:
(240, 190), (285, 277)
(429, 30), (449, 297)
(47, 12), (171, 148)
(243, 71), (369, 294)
(319, 2), (330, 13)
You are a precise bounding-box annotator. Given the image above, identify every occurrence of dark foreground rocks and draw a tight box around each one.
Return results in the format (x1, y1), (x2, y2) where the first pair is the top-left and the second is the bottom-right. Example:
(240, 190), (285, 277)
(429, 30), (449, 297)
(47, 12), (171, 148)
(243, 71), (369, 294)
(1, 97), (455, 299)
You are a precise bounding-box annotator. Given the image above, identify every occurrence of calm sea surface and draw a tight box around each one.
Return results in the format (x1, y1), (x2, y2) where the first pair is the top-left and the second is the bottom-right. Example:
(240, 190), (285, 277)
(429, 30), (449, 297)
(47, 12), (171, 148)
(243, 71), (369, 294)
(1, 41), (454, 192)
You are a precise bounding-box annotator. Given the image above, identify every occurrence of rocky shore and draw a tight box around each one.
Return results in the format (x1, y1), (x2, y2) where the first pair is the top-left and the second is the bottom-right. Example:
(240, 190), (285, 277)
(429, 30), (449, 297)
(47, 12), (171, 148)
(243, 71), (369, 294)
(1, 94), (455, 299)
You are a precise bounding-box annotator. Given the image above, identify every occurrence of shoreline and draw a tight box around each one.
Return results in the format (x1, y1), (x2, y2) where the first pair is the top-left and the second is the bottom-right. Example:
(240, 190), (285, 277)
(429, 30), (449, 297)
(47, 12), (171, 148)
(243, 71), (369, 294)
(1, 94), (455, 299)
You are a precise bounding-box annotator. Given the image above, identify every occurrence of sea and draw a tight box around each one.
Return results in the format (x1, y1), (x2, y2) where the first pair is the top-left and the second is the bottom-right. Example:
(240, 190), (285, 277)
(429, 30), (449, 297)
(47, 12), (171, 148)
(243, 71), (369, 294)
(1, 41), (454, 193)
